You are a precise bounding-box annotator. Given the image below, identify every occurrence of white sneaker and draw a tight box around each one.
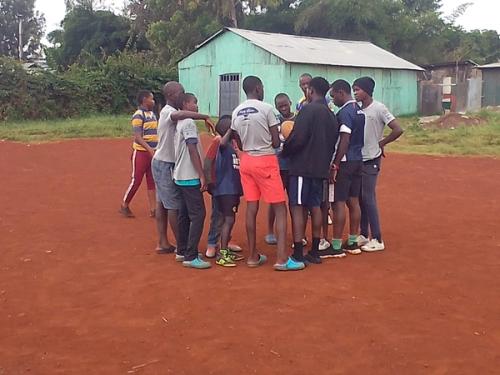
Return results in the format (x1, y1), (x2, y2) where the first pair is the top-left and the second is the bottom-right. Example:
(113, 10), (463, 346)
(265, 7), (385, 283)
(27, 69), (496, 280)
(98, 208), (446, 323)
(361, 239), (385, 252)
(319, 238), (331, 251)
(357, 235), (370, 246)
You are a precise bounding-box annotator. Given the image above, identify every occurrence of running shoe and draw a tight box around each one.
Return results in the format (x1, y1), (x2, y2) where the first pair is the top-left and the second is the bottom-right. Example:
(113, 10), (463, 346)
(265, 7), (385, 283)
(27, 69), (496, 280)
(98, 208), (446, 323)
(175, 254), (185, 262)
(205, 245), (217, 258)
(361, 239), (385, 252)
(304, 252), (322, 264)
(227, 250), (244, 261)
(319, 247), (346, 259)
(357, 235), (370, 246)
(343, 242), (362, 255)
(319, 238), (331, 251)
(182, 257), (211, 269)
(216, 249), (236, 267)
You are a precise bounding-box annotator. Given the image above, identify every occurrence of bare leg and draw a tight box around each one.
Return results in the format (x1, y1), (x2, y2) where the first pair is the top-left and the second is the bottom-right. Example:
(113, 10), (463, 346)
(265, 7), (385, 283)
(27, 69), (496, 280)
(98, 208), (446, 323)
(267, 205), (276, 236)
(220, 214), (235, 250)
(155, 202), (172, 249)
(147, 189), (156, 213)
(333, 201), (346, 240)
(246, 201), (259, 263)
(272, 202), (288, 264)
(311, 207), (323, 240)
(321, 202), (329, 240)
(167, 209), (179, 244)
(347, 197), (361, 236)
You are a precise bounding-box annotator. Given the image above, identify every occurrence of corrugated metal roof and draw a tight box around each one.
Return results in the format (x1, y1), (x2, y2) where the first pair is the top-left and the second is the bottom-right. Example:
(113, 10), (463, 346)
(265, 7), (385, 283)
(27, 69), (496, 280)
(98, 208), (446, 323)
(478, 62), (500, 69)
(213, 28), (423, 71)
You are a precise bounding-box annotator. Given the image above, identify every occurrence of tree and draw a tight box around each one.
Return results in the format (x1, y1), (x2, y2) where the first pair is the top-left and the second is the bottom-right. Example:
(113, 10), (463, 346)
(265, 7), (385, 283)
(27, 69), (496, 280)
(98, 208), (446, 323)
(46, 6), (131, 68)
(0, 0), (45, 59)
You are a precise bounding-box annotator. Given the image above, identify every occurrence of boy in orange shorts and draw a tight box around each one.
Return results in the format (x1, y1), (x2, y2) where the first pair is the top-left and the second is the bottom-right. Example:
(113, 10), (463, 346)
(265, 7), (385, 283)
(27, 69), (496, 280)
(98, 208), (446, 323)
(221, 76), (304, 271)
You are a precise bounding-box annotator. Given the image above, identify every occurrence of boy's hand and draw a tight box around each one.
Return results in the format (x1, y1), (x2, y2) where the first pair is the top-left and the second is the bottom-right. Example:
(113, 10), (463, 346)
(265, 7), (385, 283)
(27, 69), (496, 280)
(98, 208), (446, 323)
(200, 175), (208, 192)
(329, 165), (339, 183)
(204, 118), (216, 136)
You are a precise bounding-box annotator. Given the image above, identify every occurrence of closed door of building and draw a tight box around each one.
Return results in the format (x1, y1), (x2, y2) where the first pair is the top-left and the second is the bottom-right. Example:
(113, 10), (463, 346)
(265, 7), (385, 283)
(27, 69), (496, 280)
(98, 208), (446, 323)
(219, 74), (241, 117)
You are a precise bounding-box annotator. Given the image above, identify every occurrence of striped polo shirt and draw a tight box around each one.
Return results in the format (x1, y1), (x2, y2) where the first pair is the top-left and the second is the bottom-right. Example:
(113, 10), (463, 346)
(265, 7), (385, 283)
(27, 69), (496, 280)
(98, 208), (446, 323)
(132, 108), (158, 151)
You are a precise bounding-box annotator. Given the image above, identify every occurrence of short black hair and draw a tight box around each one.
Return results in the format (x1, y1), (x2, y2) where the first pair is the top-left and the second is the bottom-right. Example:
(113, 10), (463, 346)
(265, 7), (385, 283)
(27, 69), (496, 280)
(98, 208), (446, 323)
(136, 90), (152, 106)
(216, 115), (231, 136)
(274, 93), (291, 103)
(177, 92), (196, 109)
(243, 76), (262, 95)
(309, 77), (330, 97)
(331, 79), (351, 94)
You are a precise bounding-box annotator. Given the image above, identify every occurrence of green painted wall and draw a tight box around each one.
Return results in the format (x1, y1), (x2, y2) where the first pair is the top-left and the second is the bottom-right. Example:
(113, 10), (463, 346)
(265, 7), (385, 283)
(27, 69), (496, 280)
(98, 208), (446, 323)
(286, 64), (418, 115)
(179, 31), (418, 116)
(179, 31), (286, 115)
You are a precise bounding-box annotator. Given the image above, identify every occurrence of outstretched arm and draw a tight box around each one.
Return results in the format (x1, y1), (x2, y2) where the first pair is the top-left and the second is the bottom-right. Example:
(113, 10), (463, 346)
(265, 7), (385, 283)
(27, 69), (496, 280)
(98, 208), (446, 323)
(171, 111), (215, 135)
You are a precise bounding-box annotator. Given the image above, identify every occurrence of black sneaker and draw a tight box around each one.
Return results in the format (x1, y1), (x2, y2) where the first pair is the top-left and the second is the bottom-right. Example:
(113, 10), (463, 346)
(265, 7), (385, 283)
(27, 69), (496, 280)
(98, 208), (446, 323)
(291, 254), (308, 266)
(304, 252), (322, 264)
(343, 241), (362, 255)
(319, 247), (346, 259)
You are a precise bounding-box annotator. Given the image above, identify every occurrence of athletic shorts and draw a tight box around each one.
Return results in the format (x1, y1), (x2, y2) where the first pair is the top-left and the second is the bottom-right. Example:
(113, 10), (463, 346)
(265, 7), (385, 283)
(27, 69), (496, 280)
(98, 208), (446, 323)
(152, 159), (182, 210)
(239, 153), (286, 204)
(334, 161), (363, 202)
(280, 170), (290, 192)
(288, 176), (324, 208)
(215, 195), (240, 216)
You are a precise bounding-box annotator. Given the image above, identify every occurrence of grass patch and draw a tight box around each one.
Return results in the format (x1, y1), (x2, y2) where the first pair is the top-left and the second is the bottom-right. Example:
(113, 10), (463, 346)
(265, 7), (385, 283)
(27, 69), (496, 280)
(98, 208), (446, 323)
(2, 111), (499, 157)
(0, 114), (131, 142)
(389, 111), (500, 156)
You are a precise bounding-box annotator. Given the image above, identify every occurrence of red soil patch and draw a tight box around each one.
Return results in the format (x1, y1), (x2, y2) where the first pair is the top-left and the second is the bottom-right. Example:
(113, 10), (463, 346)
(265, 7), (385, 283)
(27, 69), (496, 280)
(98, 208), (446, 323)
(1, 138), (500, 374)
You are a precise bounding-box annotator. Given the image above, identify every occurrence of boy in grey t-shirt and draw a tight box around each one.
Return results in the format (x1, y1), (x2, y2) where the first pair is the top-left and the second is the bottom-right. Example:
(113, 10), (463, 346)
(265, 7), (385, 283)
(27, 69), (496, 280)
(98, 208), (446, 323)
(173, 93), (210, 269)
(353, 77), (403, 252)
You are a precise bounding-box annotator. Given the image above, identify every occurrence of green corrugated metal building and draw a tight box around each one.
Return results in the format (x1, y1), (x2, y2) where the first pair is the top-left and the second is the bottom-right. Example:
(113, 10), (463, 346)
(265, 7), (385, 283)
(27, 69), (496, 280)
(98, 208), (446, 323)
(178, 28), (424, 116)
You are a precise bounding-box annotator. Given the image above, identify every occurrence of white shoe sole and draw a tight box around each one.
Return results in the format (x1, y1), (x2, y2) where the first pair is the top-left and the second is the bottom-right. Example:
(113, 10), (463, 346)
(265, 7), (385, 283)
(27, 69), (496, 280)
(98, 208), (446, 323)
(346, 249), (362, 255)
(361, 247), (384, 252)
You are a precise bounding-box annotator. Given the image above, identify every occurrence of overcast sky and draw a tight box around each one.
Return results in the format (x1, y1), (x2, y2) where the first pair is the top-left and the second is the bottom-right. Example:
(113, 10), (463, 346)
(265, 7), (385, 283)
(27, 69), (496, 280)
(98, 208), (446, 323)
(36, 0), (500, 39)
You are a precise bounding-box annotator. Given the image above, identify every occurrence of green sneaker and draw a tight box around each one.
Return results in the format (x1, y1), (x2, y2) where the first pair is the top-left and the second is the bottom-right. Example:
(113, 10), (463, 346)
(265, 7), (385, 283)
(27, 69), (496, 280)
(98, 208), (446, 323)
(216, 249), (237, 267)
(227, 249), (244, 261)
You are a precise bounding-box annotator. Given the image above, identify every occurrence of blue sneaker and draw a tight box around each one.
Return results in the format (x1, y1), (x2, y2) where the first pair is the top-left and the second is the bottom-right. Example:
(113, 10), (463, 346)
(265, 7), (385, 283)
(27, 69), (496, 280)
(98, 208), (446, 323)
(274, 257), (305, 271)
(182, 257), (211, 269)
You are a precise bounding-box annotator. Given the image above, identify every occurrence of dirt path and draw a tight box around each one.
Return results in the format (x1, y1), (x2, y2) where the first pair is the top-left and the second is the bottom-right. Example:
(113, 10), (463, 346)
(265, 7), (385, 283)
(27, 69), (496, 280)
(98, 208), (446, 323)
(1, 138), (499, 374)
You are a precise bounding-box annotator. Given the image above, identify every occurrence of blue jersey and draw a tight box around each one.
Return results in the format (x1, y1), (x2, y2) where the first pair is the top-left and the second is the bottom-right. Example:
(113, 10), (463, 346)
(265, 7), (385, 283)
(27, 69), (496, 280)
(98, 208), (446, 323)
(213, 144), (243, 197)
(336, 100), (365, 161)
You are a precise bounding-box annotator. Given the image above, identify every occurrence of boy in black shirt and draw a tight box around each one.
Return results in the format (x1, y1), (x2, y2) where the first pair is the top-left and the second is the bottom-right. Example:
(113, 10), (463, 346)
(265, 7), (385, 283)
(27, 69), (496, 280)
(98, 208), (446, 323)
(282, 77), (339, 264)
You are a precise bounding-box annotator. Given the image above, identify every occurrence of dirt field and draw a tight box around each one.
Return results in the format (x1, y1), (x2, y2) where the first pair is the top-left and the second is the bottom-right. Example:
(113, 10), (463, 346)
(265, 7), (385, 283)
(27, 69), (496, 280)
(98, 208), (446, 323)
(1, 138), (499, 375)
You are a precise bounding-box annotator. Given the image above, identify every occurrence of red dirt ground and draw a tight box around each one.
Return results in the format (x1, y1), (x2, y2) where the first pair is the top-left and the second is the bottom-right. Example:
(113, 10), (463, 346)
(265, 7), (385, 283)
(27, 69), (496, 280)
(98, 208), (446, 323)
(1, 138), (499, 375)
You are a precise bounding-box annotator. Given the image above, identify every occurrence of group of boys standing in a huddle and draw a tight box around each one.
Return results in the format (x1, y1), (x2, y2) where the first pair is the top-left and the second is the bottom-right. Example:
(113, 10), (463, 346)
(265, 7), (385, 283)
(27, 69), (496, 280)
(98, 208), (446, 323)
(120, 72), (403, 271)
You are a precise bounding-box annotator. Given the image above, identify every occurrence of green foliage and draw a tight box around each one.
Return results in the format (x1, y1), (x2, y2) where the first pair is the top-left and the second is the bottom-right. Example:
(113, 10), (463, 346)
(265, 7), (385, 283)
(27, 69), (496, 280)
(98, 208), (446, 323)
(0, 54), (175, 121)
(0, 0), (45, 59)
(45, 7), (131, 68)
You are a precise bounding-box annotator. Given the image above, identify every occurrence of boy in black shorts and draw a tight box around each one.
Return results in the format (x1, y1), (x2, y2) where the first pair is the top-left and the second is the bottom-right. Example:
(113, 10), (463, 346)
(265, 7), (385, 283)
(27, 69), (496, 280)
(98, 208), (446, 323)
(323, 79), (365, 258)
(282, 77), (339, 264)
(210, 117), (244, 267)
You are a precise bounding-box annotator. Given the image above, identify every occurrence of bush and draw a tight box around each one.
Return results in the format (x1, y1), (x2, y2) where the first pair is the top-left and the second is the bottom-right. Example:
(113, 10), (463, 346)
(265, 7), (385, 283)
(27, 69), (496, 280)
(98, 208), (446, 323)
(0, 52), (176, 121)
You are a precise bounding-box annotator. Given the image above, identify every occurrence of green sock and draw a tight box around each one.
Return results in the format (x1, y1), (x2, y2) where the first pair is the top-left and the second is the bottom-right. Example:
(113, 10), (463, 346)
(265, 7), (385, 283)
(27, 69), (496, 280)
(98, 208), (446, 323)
(332, 239), (342, 250)
(348, 234), (358, 246)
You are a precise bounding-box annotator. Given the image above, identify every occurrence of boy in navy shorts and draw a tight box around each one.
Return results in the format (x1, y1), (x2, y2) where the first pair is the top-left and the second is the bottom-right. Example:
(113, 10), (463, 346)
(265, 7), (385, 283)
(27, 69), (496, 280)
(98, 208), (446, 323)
(323, 79), (365, 258)
(282, 77), (339, 264)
